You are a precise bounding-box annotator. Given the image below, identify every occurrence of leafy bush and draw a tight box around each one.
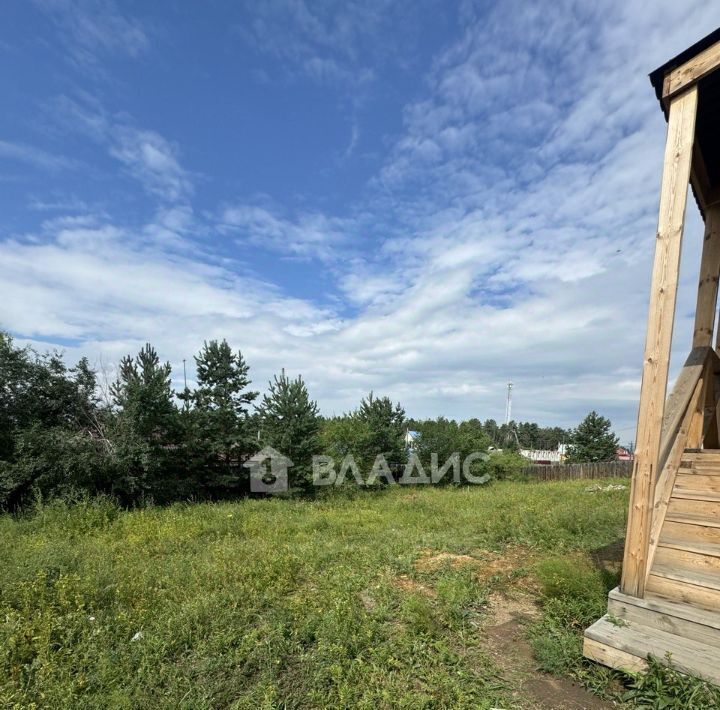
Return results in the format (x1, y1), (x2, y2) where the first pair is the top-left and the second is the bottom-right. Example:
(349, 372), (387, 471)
(623, 656), (720, 709)
(480, 451), (526, 480)
(0, 426), (113, 510)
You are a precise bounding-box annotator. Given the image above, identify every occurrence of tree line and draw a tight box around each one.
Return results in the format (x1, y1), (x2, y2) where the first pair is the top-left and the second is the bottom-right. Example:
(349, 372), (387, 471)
(0, 333), (620, 510)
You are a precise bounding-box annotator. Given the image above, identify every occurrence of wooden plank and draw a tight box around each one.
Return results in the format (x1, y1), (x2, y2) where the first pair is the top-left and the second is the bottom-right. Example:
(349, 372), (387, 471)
(660, 538), (720, 558)
(693, 207), (720, 347)
(662, 519), (720, 545)
(683, 449), (720, 463)
(647, 573), (720, 611)
(651, 562), (720, 592)
(663, 39), (720, 100)
(668, 497), (720, 519)
(585, 616), (720, 682)
(659, 348), (710, 466)
(654, 545), (720, 574)
(611, 586), (720, 628)
(622, 86), (699, 598)
(673, 491), (720, 502)
(583, 636), (647, 674)
(648, 377), (705, 574)
(665, 512), (720, 530)
(608, 593), (720, 648)
(675, 473), (720, 494)
(691, 143), (711, 214)
(681, 463), (720, 470)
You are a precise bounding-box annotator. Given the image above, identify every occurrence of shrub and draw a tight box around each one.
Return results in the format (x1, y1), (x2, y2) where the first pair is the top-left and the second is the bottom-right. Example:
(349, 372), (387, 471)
(623, 655), (720, 709)
(480, 451), (526, 480)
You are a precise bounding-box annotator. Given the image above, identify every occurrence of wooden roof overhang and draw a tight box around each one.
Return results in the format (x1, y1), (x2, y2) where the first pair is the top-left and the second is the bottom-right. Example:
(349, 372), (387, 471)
(650, 28), (720, 217)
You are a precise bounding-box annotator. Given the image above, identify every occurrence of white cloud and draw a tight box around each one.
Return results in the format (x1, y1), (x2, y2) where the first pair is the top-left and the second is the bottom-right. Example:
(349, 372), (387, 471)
(34, 0), (149, 66)
(0, 140), (76, 171)
(109, 127), (191, 202)
(5, 0), (720, 440)
(54, 96), (192, 202)
(219, 204), (354, 262)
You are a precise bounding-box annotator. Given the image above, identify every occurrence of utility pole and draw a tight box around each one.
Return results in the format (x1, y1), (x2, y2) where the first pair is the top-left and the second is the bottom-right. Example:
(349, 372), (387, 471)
(505, 382), (513, 425)
(182, 358), (189, 413)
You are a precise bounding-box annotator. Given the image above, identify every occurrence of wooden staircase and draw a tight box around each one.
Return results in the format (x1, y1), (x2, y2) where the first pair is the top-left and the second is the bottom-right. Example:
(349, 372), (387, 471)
(648, 450), (720, 612)
(583, 32), (720, 685)
(585, 449), (720, 683)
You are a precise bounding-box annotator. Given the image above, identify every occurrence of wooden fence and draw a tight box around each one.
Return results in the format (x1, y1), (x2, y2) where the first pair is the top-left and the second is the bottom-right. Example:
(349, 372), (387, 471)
(521, 460), (633, 481)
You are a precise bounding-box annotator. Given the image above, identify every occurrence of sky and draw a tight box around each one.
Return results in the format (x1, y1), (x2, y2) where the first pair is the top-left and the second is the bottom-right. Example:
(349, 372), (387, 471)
(2, 0), (720, 441)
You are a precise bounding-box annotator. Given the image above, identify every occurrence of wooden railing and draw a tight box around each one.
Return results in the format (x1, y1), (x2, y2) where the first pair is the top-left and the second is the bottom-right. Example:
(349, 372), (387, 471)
(645, 346), (720, 576)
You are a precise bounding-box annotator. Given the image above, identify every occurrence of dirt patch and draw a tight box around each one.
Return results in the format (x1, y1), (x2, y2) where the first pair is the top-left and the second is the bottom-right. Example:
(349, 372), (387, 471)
(414, 550), (480, 570)
(414, 545), (536, 584)
(392, 574), (437, 598)
(485, 591), (540, 626)
(359, 589), (377, 612)
(484, 593), (612, 710)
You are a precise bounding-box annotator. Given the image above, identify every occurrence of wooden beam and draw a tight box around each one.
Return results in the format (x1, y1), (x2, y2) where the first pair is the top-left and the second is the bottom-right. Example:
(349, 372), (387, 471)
(663, 39), (720, 100)
(621, 86), (698, 599)
(687, 367), (707, 448)
(691, 144), (711, 215)
(647, 374), (705, 576)
(702, 363), (720, 449)
(658, 346), (711, 467)
(693, 205), (720, 347)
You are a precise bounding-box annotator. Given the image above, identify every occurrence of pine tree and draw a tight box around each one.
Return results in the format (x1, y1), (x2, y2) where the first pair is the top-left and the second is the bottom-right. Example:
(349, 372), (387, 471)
(257, 370), (319, 492)
(109, 343), (182, 500)
(357, 392), (406, 475)
(111, 344), (175, 437)
(567, 411), (619, 462)
(184, 340), (258, 494)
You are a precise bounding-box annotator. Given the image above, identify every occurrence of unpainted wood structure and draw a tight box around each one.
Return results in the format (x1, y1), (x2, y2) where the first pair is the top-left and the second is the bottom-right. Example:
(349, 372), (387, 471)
(584, 28), (720, 684)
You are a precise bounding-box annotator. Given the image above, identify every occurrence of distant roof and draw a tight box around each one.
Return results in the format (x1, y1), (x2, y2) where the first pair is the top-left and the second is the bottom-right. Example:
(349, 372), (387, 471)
(649, 28), (720, 217)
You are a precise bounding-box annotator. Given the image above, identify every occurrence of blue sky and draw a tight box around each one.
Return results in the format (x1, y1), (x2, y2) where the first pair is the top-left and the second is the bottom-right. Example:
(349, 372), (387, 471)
(2, 0), (720, 439)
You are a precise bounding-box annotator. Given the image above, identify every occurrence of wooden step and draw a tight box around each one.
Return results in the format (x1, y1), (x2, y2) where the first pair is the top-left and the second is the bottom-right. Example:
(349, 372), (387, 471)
(608, 587), (720, 648)
(678, 464), (720, 474)
(667, 497), (720, 518)
(673, 489), (720, 502)
(665, 512), (720, 530)
(675, 474), (720, 496)
(654, 545), (720, 575)
(647, 571), (720, 612)
(584, 615), (720, 683)
(683, 449), (720, 457)
(651, 562), (720, 591)
(658, 536), (720, 558)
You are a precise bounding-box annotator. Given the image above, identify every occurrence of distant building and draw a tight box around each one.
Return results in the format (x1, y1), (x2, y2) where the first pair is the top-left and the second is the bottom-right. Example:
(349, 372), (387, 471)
(404, 429), (420, 450)
(520, 444), (567, 465)
(616, 446), (634, 461)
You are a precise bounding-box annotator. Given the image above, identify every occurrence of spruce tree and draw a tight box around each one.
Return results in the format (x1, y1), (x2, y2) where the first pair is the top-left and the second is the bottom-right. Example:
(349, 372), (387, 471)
(257, 370), (319, 492)
(567, 411), (619, 462)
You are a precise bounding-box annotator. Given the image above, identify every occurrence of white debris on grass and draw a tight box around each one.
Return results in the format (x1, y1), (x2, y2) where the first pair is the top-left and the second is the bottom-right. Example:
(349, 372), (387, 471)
(585, 483), (627, 492)
(131, 631), (144, 642)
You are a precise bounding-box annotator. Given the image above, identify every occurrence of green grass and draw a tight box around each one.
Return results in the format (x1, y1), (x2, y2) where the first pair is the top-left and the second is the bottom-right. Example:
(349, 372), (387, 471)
(0, 480), (631, 708)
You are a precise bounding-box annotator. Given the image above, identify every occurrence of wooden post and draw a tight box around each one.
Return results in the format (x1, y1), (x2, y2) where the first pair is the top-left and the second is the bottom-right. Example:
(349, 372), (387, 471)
(694, 205), (720, 348)
(620, 86), (698, 598)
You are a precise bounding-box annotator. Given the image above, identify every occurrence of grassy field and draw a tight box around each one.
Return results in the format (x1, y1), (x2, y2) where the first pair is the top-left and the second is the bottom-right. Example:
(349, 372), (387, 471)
(0, 479), (655, 708)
